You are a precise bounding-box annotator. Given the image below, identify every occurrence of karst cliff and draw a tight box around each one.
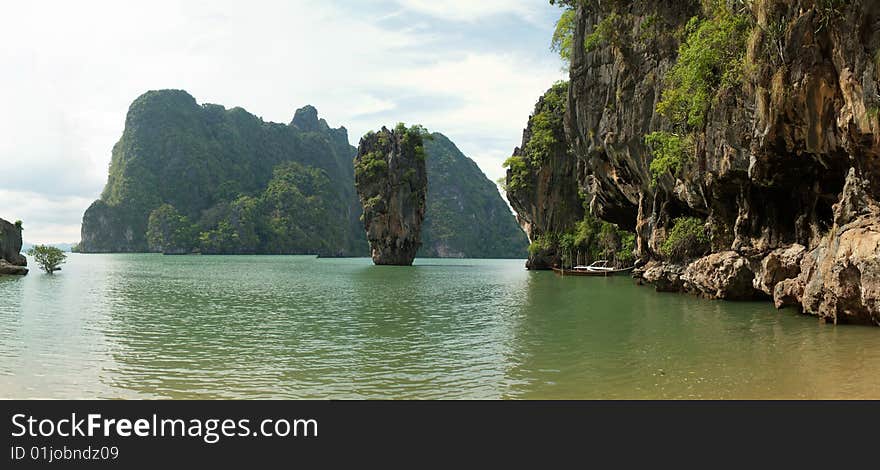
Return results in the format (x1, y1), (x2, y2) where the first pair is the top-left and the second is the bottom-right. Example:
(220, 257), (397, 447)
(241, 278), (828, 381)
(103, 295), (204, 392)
(507, 0), (880, 325)
(355, 125), (429, 265)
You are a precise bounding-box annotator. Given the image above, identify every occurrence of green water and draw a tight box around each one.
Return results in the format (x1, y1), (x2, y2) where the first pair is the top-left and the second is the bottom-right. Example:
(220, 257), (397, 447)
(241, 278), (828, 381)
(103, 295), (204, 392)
(1, 254), (878, 399)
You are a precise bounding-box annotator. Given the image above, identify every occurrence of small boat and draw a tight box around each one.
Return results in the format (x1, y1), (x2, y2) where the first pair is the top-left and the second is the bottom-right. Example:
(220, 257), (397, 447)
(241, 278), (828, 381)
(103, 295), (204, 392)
(552, 260), (634, 277)
(552, 266), (612, 276)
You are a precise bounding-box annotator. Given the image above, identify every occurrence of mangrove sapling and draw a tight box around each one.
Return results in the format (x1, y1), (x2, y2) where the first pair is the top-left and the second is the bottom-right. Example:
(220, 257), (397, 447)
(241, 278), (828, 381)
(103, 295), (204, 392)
(27, 245), (67, 274)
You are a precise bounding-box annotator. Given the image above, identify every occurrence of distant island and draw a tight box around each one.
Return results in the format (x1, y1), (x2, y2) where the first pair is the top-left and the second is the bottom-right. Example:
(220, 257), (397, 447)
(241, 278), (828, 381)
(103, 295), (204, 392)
(79, 90), (527, 258)
(21, 242), (77, 253)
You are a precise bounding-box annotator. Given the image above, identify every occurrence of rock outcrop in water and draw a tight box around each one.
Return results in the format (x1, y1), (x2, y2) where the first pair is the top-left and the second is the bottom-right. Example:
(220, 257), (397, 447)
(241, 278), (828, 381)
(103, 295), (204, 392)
(355, 125), (428, 265)
(510, 1), (880, 324)
(0, 218), (28, 275)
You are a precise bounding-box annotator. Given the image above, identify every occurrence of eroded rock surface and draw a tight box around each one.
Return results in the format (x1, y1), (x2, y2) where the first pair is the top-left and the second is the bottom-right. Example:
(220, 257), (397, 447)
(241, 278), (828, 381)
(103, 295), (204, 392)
(355, 125), (428, 266)
(753, 244), (806, 297)
(798, 170), (880, 324)
(682, 252), (760, 301)
(550, 1), (880, 324)
(639, 261), (684, 293)
(504, 83), (584, 269)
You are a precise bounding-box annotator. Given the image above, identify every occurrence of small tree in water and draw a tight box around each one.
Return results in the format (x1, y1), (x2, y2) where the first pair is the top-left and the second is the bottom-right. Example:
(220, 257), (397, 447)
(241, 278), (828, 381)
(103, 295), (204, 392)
(27, 245), (67, 274)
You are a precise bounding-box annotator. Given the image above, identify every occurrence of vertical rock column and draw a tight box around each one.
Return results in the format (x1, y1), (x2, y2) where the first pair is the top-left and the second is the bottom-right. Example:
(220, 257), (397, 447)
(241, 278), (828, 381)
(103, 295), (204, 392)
(354, 125), (428, 265)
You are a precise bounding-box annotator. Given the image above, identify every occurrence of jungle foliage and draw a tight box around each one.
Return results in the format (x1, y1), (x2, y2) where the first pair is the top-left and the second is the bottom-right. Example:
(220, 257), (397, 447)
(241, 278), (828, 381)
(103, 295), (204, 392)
(656, 3), (751, 130)
(146, 161), (343, 255)
(529, 198), (636, 268)
(661, 216), (710, 260)
(421, 133), (528, 258)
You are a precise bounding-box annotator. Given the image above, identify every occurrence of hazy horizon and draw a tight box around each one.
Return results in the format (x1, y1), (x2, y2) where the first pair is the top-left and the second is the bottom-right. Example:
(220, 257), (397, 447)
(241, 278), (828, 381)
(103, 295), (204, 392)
(1, 0), (565, 244)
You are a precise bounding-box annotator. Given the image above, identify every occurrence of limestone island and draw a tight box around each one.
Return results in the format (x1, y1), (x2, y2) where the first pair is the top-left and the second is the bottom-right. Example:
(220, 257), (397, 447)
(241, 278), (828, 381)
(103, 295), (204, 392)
(354, 124), (428, 266)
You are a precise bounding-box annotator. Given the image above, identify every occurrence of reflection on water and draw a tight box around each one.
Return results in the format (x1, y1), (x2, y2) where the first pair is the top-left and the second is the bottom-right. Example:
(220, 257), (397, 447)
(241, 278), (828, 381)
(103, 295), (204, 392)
(0, 254), (878, 399)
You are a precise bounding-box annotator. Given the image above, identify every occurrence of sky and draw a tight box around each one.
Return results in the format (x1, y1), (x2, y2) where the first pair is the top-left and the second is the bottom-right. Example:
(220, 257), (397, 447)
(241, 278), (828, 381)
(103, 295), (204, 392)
(0, 0), (565, 243)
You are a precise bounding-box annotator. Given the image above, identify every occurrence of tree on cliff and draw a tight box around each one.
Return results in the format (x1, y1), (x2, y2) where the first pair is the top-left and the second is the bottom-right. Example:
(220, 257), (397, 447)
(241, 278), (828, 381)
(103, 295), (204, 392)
(27, 245), (66, 274)
(146, 204), (197, 254)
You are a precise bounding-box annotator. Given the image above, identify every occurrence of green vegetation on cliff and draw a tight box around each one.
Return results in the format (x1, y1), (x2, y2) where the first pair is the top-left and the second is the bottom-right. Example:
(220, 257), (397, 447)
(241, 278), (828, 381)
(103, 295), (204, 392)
(145, 160), (355, 255)
(523, 81), (567, 165)
(355, 123), (428, 181)
(83, 91), (526, 258)
(661, 216), (709, 260)
(504, 81), (568, 193)
(584, 12), (620, 52)
(528, 194), (635, 268)
(656, 4), (751, 130)
(82, 91), (364, 256)
(421, 133), (527, 258)
(551, 8), (577, 63)
(354, 151), (389, 179)
(259, 162), (342, 254)
(146, 204), (197, 254)
(551, 1), (627, 62)
(642, 2), (749, 184)
(644, 132), (693, 185)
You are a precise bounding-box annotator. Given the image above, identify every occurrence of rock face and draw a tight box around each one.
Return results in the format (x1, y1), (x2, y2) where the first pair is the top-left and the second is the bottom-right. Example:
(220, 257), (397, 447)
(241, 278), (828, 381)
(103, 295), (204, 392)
(638, 261), (684, 293)
(0, 218), (28, 275)
(682, 252), (761, 301)
(753, 244), (807, 298)
(798, 170), (880, 324)
(355, 125), (428, 265)
(504, 82), (585, 269)
(507, 1), (880, 324)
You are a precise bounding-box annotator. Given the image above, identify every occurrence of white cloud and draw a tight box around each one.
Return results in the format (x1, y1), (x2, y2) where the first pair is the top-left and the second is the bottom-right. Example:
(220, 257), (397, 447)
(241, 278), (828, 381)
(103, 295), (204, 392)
(348, 95), (398, 117)
(0, 190), (92, 243)
(378, 52), (563, 181)
(394, 0), (543, 23)
(0, 0), (563, 243)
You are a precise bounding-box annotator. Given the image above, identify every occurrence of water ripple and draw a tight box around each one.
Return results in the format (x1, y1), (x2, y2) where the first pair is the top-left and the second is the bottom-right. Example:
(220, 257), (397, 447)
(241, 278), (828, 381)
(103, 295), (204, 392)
(1, 254), (878, 399)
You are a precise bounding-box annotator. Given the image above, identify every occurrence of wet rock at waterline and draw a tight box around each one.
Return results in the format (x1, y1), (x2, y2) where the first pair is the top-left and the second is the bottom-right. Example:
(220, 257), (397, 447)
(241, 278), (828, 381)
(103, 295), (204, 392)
(0, 218), (28, 275)
(682, 252), (760, 301)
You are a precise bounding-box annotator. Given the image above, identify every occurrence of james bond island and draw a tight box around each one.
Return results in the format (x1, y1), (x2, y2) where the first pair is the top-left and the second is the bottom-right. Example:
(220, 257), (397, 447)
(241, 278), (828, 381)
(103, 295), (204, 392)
(2, 0), (880, 402)
(355, 125), (428, 266)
